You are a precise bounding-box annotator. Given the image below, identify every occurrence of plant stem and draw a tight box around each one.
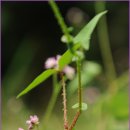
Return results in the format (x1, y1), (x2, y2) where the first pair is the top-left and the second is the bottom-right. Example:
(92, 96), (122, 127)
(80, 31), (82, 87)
(94, 2), (117, 87)
(77, 57), (82, 112)
(43, 73), (61, 128)
(48, 0), (74, 53)
(68, 56), (82, 130)
(69, 111), (80, 130)
(60, 72), (69, 130)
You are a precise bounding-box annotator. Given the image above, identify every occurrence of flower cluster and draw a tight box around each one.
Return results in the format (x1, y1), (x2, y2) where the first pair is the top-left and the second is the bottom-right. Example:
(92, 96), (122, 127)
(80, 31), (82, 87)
(45, 55), (75, 80)
(26, 115), (39, 130)
(18, 115), (39, 130)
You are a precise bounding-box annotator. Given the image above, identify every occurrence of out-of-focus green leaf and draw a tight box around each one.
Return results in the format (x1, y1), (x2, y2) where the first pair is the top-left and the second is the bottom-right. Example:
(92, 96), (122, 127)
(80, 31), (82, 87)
(68, 61), (102, 95)
(108, 90), (128, 120)
(73, 11), (107, 50)
(72, 102), (88, 111)
(17, 69), (57, 98)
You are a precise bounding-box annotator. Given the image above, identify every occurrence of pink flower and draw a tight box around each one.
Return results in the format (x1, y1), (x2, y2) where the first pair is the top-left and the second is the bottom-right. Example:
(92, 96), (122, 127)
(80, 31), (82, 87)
(45, 55), (75, 80)
(45, 55), (61, 69)
(30, 115), (39, 124)
(18, 128), (24, 130)
(63, 66), (75, 80)
(26, 115), (39, 130)
(45, 57), (57, 69)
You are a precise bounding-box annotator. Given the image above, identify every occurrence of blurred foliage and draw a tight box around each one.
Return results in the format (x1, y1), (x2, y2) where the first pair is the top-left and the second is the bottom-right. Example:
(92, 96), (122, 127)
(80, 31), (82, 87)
(2, 1), (129, 130)
(68, 61), (102, 95)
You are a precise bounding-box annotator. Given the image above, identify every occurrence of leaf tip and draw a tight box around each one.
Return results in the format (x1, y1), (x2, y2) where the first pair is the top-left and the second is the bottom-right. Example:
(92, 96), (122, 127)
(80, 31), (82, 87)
(16, 94), (21, 99)
(102, 10), (108, 14)
(16, 92), (24, 99)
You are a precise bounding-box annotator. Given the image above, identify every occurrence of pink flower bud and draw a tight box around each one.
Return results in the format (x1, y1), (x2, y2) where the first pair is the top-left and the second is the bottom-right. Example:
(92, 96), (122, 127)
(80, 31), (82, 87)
(45, 57), (57, 69)
(63, 66), (75, 80)
(45, 55), (75, 79)
(44, 55), (61, 69)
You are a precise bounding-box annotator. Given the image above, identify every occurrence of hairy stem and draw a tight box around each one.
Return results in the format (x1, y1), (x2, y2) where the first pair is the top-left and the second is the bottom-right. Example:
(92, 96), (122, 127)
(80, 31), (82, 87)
(60, 72), (69, 130)
(68, 56), (82, 130)
(69, 111), (81, 130)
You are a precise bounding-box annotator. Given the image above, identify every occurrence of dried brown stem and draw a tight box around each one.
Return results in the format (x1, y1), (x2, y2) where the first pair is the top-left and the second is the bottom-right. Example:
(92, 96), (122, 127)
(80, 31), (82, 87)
(69, 111), (81, 130)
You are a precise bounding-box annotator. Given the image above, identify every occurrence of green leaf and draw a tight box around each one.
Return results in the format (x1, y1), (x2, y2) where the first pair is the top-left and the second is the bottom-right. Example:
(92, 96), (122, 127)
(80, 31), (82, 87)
(58, 43), (80, 70)
(107, 90), (129, 120)
(17, 69), (57, 98)
(73, 10), (107, 50)
(58, 11), (107, 70)
(72, 102), (88, 111)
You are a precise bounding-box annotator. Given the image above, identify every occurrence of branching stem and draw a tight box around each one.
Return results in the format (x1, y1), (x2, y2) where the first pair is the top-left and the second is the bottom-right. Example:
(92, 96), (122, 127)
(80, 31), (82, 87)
(68, 56), (82, 130)
(69, 111), (81, 130)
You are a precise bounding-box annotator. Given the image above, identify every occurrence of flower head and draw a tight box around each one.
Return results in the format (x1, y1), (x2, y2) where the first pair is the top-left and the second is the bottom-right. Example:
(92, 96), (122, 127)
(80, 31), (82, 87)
(26, 115), (39, 130)
(30, 115), (39, 124)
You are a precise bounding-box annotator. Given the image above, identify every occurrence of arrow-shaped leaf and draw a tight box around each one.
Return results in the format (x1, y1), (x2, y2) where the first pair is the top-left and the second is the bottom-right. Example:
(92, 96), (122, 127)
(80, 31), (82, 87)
(17, 69), (57, 98)
(74, 10), (107, 50)
(58, 11), (107, 70)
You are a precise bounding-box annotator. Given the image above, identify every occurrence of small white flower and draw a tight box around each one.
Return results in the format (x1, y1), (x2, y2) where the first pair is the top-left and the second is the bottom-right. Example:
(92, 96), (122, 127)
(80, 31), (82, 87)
(26, 120), (31, 125)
